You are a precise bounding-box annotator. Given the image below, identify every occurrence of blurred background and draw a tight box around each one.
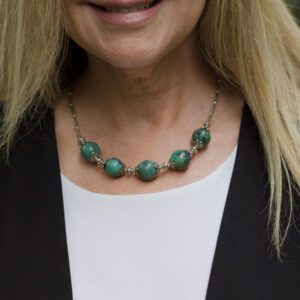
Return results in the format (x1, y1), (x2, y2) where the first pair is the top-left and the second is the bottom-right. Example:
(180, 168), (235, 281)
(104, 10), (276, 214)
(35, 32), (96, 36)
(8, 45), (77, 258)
(286, 0), (300, 22)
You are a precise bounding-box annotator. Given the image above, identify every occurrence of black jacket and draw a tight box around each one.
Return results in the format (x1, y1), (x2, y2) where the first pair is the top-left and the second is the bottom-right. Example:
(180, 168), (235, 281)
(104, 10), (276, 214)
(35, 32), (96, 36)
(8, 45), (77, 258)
(0, 102), (300, 300)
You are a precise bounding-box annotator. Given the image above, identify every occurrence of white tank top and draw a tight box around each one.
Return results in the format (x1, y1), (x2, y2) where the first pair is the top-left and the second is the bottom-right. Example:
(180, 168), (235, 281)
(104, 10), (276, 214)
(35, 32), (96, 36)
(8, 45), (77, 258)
(61, 145), (237, 300)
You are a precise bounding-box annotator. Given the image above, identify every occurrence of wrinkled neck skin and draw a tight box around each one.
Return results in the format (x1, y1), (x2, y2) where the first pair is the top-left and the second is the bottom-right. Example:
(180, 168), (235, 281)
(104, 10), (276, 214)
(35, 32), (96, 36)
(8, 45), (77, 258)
(72, 30), (217, 135)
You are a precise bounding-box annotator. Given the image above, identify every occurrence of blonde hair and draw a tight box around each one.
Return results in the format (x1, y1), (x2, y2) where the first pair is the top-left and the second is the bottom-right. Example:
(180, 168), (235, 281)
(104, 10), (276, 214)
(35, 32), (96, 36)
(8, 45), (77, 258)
(0, 0), (299, 260)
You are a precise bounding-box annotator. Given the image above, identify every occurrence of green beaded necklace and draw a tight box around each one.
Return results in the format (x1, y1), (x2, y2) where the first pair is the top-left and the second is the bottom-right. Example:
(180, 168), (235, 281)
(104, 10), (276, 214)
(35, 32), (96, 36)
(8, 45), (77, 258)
(67, 77), (221, 182)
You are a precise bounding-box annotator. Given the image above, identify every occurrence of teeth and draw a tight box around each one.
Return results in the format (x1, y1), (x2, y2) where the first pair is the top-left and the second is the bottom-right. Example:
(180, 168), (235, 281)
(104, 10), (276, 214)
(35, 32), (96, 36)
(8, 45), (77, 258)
(105, 2), (153, 13)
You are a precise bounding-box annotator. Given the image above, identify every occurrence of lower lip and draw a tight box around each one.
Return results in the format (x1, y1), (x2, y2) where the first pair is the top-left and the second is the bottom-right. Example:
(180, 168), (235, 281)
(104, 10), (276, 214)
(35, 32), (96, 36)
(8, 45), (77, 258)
(87, 0), (164, 27)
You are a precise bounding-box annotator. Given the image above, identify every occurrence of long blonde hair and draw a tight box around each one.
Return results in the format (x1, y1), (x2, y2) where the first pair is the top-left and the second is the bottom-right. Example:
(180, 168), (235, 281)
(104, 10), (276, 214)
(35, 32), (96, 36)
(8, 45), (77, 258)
(0, 0), (299, 260)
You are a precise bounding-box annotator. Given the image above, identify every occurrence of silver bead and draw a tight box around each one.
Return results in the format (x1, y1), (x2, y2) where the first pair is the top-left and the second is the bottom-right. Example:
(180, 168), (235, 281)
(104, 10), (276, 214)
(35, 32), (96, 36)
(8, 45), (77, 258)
(125, 167), (136, 175)
(168, 160), (176, 169)
(197, 142), (204, 149)
(90, 153), (98, 163)
(204, 122), (210, 129)
(78, 137), (86, 146)
(189, 145), (197, 156)
(94, 156), (105, 165)
(160, 162), (171, 170)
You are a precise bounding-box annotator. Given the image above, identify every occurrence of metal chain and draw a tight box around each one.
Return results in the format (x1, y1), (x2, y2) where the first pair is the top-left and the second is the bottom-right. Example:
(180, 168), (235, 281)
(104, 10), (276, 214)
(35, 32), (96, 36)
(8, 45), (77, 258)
(66, 76), (221, 176)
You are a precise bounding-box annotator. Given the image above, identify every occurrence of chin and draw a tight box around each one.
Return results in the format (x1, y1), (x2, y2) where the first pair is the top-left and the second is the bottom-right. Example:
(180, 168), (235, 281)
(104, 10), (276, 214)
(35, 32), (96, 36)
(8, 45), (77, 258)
(89, 39), (168, 71)
(106, 52), (163, 71)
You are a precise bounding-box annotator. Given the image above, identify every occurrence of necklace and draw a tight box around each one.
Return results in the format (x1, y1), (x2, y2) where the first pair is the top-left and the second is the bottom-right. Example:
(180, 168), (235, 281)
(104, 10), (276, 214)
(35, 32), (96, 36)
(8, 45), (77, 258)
(67, 77), (221, 182)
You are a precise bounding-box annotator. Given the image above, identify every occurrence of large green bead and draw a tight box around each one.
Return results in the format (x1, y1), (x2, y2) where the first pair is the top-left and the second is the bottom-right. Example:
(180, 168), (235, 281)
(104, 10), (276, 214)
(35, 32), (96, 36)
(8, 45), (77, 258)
(170, 150), (191, 170)
(192, 128), (211, 146)
(136, 160), (159, 181)
(80, 141), (101, 162)
(104, 158), (125, 178)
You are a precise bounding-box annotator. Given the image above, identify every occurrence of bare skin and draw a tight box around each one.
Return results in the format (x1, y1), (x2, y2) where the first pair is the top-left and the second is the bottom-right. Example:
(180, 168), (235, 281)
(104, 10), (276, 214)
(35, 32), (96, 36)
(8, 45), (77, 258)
(55, 0), (244, 195)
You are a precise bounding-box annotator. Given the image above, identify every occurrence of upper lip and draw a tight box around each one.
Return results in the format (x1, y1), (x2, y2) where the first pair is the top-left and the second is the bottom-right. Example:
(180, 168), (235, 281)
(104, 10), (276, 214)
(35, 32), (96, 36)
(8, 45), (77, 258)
(89, 0), (155, 8)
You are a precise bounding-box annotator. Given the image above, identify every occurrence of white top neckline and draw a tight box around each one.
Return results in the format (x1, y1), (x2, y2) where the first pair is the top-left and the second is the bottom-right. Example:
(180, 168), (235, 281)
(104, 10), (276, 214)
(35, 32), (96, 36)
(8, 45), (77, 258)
(60, 144), (238, 199)
(61, 143), (238, 300)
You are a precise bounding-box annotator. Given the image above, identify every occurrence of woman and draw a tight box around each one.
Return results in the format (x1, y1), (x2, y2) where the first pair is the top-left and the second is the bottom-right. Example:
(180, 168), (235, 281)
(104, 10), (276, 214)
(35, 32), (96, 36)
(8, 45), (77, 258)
(0, 0), (300, 299)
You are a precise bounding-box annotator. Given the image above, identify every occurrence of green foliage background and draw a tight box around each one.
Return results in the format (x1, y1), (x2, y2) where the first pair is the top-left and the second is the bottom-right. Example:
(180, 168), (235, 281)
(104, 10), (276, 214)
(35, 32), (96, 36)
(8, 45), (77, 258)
(286, 0), (300, 21)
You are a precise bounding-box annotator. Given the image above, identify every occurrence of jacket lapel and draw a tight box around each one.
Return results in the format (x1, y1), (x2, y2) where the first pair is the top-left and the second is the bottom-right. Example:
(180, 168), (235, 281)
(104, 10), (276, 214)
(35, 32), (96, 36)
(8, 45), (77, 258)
(205, 102), (272, 299)
(0, 105), (73, 299)
(205, 103), (300, 299)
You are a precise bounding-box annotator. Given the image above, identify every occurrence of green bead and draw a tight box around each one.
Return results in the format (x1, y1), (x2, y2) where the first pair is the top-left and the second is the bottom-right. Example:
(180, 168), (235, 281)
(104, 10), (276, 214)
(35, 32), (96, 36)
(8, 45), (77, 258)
(104, 158), (125, 178)
(136, 160), (159, 181)
(170, 150), (191, 170)
(80, 141), (101, 162)
(192, 128), (211, 146)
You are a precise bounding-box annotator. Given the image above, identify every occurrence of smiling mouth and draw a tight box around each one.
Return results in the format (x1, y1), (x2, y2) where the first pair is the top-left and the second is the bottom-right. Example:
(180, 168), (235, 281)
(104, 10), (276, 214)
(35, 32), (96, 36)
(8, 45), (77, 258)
(88, 0), (162, 13)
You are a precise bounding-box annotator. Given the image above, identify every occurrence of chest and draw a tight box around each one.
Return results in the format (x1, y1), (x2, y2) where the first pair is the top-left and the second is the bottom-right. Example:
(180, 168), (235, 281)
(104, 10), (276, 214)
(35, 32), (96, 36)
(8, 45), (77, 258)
(61, 155), (235, 299)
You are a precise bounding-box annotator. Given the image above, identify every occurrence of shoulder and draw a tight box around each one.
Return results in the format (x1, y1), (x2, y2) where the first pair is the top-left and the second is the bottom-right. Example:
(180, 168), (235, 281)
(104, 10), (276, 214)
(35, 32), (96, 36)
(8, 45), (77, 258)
(0, 101), (54, 167)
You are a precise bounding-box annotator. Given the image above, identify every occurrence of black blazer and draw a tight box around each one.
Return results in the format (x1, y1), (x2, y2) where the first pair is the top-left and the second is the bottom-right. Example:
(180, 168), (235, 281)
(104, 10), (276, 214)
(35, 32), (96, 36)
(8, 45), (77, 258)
(0, 102), (300, 300)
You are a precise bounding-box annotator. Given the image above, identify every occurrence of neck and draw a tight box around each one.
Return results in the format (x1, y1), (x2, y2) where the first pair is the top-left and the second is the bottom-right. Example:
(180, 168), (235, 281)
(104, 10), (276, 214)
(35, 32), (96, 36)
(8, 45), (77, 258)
(73, 31), (217, 134)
